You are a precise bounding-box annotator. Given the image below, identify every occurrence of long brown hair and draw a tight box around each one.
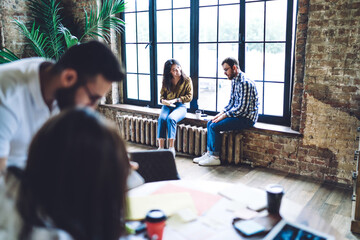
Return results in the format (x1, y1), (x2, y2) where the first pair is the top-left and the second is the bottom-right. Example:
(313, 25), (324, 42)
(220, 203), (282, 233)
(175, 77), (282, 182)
(162, 59), (188, 91)
(17, 108), (130, 240)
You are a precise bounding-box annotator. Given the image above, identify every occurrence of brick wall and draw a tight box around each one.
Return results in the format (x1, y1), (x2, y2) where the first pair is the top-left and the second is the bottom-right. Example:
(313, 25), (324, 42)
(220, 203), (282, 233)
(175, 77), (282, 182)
(0, 0), (29, 57)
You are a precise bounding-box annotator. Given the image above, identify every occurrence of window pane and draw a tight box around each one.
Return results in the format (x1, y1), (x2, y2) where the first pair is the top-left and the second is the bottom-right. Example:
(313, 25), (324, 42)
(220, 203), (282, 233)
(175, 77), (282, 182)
(218, 43), (238, 78)
(220, 0), (240, 5)
(127, 74), (138, 99)
(198, 78), (216, 111)
(157, 44), (172, 74)
(219, 4), (240, 41)
(138, 75), (151, 101)
(264, 83), (283, 116)
(265, 43), (285, 82)
(173, 44), (190, 76)
(125, 44), (137, 73)
(157, 0), (171, 9)
(173, 0), (190, 8)
(200, 0), (217, 6)
(125, 0), (135, 12)
(245, 43), (263, 81)
(266, 0), (287, 41)
(255, 81), (263, 114)
(173, 9), (190, 42)
(137, 12), (149, 42)
(217, 79), (232, 111)
(137, 44), (150, 74)
(199, 7), (217, 42)
(199, 44), (217, 77)
(157, 10), (172, 42)
(125, 13), (136, 43)
(136, 0), (149, 11)
(245, 2), (264, 41)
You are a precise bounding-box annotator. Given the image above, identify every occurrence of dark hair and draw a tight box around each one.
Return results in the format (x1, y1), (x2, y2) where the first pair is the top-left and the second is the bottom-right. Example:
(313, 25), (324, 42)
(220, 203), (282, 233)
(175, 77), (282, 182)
(17, 108), (130, 240)
(221, 57), (240, 69)
(162, 59), (188, 91)
(52, 41), (125, 84)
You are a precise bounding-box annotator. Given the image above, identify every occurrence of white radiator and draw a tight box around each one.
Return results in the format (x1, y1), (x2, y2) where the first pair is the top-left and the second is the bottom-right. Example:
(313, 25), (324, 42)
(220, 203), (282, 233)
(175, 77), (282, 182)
(116, 115), (243, 164)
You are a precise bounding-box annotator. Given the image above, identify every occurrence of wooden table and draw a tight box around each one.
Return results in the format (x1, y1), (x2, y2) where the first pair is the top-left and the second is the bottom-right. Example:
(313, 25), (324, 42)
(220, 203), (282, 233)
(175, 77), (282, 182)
(127, 180), (340, 240)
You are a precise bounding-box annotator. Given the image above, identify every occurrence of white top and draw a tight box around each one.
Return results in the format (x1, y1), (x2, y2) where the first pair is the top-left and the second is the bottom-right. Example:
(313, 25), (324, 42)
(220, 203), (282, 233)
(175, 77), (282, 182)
(0, 58), (59, 168)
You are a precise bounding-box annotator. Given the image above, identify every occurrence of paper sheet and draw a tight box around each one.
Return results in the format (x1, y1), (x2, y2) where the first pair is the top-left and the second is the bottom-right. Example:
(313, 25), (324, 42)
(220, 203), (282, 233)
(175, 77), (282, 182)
(126, 192), (197, 221)
(152, 183), (222, 215)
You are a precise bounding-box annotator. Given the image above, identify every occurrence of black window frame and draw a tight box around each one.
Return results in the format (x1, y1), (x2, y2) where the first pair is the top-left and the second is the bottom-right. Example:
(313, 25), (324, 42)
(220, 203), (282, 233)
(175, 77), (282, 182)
(121, 0), (296, 126)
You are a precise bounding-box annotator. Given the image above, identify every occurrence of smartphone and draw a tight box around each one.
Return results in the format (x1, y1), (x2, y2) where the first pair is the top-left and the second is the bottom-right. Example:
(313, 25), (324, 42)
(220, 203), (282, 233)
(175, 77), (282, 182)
(233, 219), (266, 236)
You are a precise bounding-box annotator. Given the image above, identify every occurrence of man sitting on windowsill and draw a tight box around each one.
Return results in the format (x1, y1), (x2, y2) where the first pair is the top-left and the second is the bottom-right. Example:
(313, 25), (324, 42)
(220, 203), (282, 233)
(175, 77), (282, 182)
(193, 57), (259, 166)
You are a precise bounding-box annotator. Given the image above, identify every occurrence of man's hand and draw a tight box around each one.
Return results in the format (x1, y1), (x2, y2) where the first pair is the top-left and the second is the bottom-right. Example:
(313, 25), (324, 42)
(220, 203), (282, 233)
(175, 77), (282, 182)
(211, 112), (227, 123)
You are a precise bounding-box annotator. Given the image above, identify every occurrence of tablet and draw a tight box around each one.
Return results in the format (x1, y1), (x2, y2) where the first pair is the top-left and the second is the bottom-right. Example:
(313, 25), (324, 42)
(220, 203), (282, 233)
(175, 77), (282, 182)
(264, 219), (335, 240)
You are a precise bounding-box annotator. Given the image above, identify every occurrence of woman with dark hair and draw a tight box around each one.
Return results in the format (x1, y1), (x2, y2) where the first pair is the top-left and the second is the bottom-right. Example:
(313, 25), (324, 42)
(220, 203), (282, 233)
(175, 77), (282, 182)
(158, 59), (193, 156)
(0, 108), (130, 240)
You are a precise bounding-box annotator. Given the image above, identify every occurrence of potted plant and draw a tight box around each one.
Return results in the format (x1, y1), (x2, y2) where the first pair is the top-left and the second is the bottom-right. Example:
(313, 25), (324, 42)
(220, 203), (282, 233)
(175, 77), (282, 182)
(0, 0), (125, 63)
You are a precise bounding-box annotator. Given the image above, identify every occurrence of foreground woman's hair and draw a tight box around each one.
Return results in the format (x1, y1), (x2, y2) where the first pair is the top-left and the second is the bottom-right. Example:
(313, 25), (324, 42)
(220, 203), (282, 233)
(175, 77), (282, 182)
(17, 108), (130, 240)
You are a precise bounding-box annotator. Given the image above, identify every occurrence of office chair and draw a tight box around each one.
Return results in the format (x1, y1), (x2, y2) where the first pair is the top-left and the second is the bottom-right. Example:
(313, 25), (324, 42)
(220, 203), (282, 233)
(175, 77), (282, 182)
(129, 150), (180, 183)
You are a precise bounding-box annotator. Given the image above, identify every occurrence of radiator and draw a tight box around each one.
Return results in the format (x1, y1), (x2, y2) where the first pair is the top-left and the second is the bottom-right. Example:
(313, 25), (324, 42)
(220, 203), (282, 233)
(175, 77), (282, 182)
(116, 115), (243, 164)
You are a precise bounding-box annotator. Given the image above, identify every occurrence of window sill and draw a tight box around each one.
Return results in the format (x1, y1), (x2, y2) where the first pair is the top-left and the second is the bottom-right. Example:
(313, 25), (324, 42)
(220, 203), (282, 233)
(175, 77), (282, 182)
(100, 104), (301, 137)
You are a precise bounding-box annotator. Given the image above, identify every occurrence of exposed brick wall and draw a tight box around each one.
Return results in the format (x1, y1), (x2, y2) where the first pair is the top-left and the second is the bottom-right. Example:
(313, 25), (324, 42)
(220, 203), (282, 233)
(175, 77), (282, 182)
(0, 0), (29, 57)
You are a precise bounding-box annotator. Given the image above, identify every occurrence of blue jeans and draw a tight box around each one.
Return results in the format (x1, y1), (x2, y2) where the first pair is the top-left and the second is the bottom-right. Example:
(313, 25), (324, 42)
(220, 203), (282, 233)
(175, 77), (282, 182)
(157, 103), (187, 139)
(207, 117), (254, 156)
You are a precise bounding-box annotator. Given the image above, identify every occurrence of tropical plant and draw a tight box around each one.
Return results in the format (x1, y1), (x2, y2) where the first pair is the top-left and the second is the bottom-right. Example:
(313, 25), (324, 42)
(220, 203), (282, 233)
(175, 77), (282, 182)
(0, 0), (125, 64)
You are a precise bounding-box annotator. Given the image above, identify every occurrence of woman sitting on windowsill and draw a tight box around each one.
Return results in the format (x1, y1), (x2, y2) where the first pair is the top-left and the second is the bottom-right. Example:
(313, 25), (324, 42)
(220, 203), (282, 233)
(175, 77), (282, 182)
(158, 59), (193, 157)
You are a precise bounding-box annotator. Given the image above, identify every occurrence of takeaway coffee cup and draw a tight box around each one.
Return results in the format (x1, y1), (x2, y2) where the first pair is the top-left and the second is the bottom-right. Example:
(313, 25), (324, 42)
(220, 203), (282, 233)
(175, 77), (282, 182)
(266, 184), (284, 215)
(195, 110), (202, 119)
(145, 209), (167, 240)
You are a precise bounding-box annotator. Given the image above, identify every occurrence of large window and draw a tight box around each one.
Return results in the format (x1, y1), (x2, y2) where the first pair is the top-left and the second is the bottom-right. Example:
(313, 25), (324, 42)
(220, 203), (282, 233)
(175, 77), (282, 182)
(122, 0), (297, 125)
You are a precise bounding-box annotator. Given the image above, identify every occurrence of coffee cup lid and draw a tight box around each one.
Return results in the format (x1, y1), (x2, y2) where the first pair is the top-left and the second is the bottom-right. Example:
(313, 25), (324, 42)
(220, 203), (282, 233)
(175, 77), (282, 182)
(266, 184), (284, 194)
(145, 209), (167, 223)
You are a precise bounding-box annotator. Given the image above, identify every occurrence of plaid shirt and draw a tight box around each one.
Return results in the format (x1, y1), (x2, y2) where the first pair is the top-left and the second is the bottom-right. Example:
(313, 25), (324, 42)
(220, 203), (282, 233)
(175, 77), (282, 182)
(223, 71), (259, 123)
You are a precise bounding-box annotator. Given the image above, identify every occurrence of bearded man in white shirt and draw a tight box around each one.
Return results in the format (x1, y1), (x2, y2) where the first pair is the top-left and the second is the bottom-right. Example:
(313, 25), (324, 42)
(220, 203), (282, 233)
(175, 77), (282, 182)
(0, 41), (125, 171)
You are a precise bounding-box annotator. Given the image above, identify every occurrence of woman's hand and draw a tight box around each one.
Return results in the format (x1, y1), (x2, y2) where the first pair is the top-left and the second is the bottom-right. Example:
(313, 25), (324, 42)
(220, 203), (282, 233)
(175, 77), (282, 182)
(130, 161), (139, 170)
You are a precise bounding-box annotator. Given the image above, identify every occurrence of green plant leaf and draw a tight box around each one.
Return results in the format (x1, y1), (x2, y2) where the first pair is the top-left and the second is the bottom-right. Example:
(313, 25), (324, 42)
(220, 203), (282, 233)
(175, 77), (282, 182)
(28, 0), (65, 60)
(80, 0), (125, 43)
(0, 48), (20, 64)
(59, 24), (79, 48)
(12, 19), (49, 58)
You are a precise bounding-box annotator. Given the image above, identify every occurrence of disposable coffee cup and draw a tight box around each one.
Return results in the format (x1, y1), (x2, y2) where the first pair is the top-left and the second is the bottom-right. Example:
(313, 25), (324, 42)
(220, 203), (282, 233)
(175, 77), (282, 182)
(145, 209), (167, 240)
(195, 110), (202, 119)
(266, 184), (284, 215)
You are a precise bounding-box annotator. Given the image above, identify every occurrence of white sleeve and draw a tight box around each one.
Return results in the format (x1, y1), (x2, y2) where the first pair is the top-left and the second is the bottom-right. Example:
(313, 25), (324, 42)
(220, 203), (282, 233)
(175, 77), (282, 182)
(0, 104), (19, 158)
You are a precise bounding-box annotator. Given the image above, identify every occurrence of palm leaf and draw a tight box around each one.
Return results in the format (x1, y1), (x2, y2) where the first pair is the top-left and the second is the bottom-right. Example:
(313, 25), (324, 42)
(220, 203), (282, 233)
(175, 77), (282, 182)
(0, 48), (20, 64)
(80, 0), (125, 43)
(12, 19), (48, 58)
(59, 24), (79, 48)
(28, 0), (64, 60)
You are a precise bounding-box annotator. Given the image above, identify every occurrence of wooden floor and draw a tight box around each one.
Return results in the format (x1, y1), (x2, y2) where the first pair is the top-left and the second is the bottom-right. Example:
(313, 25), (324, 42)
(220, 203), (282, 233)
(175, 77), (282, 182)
(127, 142), (360, 240)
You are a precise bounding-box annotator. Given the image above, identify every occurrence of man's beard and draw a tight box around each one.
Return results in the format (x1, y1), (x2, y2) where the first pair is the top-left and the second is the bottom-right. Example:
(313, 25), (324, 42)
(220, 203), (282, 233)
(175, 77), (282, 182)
(55, 85), (78, 110)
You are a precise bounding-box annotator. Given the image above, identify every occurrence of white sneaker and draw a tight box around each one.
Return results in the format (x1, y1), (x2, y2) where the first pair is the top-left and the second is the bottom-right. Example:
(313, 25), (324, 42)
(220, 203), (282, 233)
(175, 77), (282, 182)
(193, 152), (211, 163)
(199, 155), (221, 166)
(169, 147), (176, 158)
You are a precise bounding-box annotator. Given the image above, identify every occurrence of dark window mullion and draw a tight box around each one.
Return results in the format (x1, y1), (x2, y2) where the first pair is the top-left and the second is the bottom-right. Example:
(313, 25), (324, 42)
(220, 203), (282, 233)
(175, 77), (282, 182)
(190, 0), (199, 111)
(262, 1), (266, 115)
(135, 0), (140, 100)
(215, 0), (220, 112)
(283, 0), (294, 123)
(150, 0), (157, 107)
